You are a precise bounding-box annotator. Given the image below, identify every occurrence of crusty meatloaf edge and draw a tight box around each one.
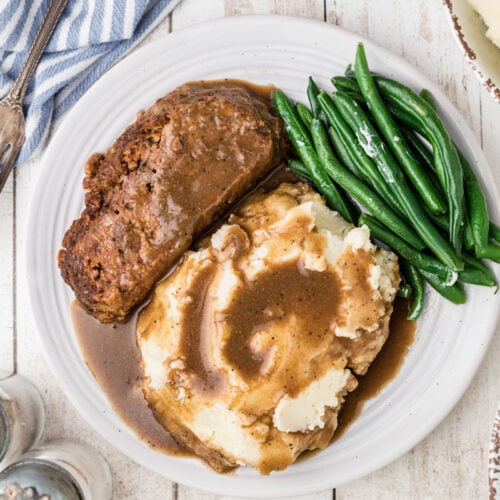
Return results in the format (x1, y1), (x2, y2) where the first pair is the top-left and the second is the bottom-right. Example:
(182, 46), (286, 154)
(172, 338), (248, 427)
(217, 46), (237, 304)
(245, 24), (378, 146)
(58, 81), (287, 323)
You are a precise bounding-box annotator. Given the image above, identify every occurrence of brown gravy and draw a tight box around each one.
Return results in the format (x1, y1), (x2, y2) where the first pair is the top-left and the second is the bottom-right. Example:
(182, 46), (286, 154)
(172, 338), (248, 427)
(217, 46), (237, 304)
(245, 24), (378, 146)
(334, 297), (416, 439)
(72, 295), (415, 460)
(72, 302), (184, 454)
(223, 263), (342, 384)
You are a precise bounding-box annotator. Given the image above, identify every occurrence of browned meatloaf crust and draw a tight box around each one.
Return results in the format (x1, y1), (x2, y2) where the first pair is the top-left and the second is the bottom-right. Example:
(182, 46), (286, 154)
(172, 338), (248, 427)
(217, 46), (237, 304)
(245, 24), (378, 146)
(58, 81), (286, 323)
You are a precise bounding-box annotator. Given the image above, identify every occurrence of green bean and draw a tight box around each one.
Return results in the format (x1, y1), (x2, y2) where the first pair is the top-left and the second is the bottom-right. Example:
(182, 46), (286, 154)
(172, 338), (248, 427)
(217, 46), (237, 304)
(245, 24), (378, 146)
(332, 76), (362, 94)
(374, 75), (465, 254)
(307, 77), (328, 123)
(331, 76), (367, 105)
(295, 103), (313, 131)
(335, 88), (366, 105)
(327, 126), (358, 174)
(397, 282), (413, 299)
(317, 92), (406, 215)
(419, 88), (437, 109)
(400, 126), (445, 196)
(344, 64), (356, 80)
(475, 243), (500, 263)
(464, 219), (475, 250)
(409, 134), (470, 251)
(491, 221), (500, 243)
(309, 80), (368, 175)
(457, 149), (490, 249)
(461, 251), (498, 288)
(386, 100), (423, 131)
(343, 90), (366, 106)
(333, 91), (463, 271)
(339, 83), (453, 232)
(305, 118), (425, 250)
(462, 250), (494, 274)
(421, 202), (480, 260)
(389, 100), (493, 253)
(288, 158), (312, 181)
(422, 203), (449, 234)
(353, 43), (447, 215)
(273, 90), (356, 223)
(399, 259), (425, 320)
(297, 99), (366, 188)
(359, 213), (456, 282)
(308, 119), (360, 223)
(417, 109), (488, 270)
(457, 267), (497, 287)
(396, 107), (494, 253)
(400, 126), (434, 171)
(419, 269), (466, 304)
(334, 75), (444, 199)
(273, 89), (313, 146)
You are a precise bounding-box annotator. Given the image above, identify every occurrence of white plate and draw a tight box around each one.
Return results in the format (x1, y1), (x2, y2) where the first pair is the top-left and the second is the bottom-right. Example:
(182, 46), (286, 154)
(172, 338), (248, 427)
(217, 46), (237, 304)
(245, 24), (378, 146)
(26, 15), (500, 498)
(443, 0), (500, 102)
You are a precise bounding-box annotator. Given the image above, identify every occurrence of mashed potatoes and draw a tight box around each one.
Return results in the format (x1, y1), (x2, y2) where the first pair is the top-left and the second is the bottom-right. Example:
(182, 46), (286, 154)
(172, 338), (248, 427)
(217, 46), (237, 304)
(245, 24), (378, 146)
(467, 0), (500, 48)
(137, 182), (399, 474)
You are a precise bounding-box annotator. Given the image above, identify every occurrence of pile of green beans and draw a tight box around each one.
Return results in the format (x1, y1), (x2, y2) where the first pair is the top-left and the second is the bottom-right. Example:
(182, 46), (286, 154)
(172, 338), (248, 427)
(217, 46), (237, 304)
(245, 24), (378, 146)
(273, 42), (499, 320)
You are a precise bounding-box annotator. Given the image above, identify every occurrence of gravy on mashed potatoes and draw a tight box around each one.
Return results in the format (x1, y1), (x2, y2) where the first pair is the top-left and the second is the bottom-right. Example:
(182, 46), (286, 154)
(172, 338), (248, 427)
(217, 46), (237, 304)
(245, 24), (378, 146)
(137, 182), (400, 474)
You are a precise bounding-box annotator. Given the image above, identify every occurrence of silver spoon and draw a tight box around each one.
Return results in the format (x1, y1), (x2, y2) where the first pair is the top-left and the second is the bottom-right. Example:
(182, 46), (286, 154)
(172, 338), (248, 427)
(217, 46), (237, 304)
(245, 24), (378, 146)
(0, 0), (68, 193)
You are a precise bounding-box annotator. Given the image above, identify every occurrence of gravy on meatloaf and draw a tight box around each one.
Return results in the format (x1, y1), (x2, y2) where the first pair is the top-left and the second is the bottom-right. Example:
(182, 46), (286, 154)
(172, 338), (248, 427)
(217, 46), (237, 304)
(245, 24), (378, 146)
(58, 80), (287, 323)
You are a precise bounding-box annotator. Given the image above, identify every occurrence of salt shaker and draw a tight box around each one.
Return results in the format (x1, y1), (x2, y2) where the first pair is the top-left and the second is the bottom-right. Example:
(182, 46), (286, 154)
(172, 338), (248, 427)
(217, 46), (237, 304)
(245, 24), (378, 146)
(0, 439), (113, 499)
(0, 373), (45, 469)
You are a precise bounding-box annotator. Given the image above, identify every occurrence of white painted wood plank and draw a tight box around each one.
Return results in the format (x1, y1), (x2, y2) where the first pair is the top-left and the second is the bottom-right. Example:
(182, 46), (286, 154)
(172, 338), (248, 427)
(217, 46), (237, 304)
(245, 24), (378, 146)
(480, 84), (500, 188)
(176, 485), (334, 500)
(0, 172), (14, 374)
(219, 494), (332, 500)
(222, 0), (324, 18)
(171, 0), (226, 30)
(172, 0), (324, 31)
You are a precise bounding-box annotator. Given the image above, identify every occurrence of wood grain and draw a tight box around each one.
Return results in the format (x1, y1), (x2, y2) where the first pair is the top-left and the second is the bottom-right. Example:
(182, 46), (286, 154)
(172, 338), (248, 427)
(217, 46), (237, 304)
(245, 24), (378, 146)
(0, 174), (14, 375)
(3, 1), (499, 499)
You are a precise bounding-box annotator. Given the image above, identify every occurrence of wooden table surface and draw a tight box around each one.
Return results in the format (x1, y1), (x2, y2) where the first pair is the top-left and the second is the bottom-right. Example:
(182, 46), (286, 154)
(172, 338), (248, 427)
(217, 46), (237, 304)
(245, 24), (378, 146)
(1, 0), (499, 498)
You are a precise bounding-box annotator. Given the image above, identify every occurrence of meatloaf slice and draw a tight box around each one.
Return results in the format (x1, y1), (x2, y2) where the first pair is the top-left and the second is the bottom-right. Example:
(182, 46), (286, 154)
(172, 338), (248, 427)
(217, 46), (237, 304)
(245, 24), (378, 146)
(58, 81), (286, 323)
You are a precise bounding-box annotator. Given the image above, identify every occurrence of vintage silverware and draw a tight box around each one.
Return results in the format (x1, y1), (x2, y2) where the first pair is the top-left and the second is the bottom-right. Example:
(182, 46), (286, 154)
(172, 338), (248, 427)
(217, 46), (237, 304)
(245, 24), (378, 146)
(0, 0), (68, 193)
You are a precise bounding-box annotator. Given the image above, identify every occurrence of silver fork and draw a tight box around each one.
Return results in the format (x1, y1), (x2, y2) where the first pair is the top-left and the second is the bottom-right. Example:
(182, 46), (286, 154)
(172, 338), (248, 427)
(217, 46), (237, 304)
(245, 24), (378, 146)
(0, 0), (68, 194)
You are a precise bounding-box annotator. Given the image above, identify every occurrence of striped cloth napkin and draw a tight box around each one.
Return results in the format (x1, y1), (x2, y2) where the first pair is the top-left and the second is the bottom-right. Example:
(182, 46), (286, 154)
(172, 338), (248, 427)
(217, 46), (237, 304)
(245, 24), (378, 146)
(0, 0), (181, 165)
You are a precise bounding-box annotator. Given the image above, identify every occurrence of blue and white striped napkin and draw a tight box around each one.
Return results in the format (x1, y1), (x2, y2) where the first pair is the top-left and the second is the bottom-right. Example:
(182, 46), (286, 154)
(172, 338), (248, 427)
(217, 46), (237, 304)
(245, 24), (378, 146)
(0, 0), (181, 165)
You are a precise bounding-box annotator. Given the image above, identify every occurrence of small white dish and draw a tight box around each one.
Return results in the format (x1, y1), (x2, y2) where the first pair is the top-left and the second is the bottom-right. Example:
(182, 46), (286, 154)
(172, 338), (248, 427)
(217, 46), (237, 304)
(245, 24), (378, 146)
(443, 0), (500, 102)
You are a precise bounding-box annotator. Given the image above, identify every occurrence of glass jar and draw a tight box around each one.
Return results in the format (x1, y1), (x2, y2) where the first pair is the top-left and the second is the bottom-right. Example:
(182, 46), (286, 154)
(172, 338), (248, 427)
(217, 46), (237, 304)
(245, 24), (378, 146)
(0, 373), (45, 469)
(0, 439), (113, 499)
